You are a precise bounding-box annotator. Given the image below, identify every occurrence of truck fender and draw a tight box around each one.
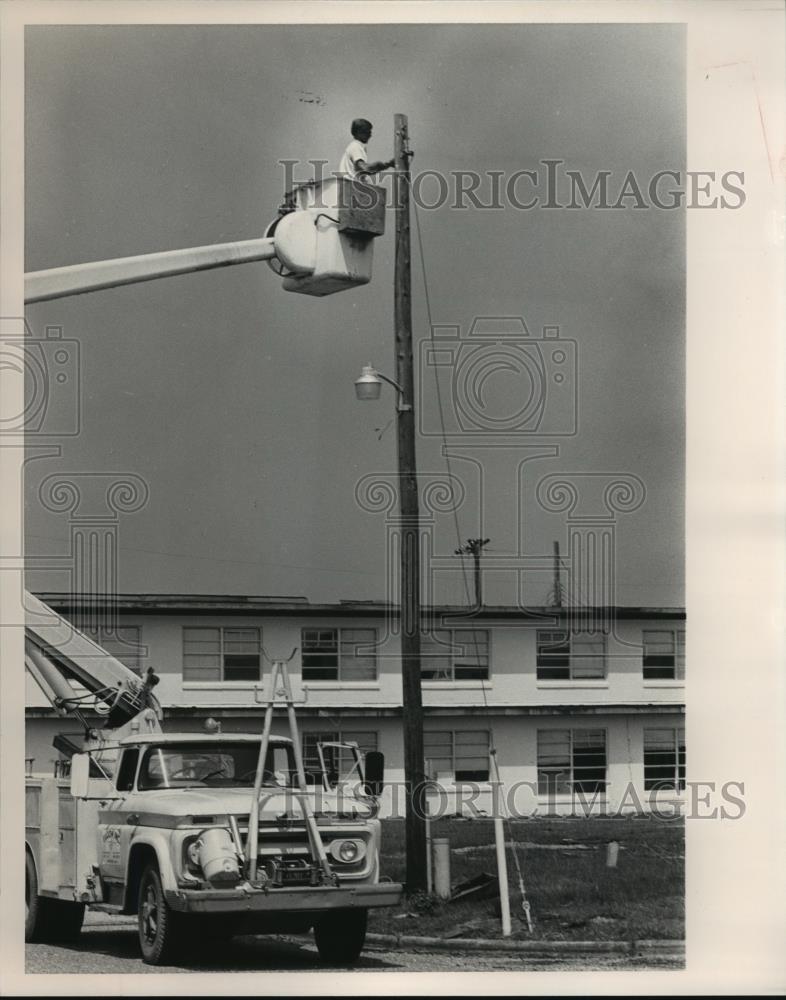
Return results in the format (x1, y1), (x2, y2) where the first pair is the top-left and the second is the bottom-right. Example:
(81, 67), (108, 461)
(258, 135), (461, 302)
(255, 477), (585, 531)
(122, 835), (177, 914)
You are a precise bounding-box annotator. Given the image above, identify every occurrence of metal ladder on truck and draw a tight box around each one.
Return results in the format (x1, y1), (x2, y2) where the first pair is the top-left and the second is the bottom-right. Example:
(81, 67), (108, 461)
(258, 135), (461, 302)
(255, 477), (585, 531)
(244, 652), (338, 885)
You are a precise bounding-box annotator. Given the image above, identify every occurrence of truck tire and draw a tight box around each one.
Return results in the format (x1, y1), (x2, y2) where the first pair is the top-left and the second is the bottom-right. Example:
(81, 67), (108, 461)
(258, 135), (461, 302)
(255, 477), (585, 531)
(313, 907), (368, 965)
(137, 863), (186, 965)
(25, 851), (85, 943)
(25, 851), (46, 942)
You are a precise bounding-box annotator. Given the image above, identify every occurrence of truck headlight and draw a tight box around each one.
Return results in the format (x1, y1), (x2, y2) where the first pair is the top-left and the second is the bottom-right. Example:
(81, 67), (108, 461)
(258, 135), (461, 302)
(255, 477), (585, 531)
(183, 836), (203, 877)
(329, 838), (366, 864)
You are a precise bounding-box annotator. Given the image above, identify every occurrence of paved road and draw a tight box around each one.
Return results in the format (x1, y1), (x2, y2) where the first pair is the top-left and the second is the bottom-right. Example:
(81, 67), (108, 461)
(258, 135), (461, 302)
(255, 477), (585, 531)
(26, 922), (681, 974)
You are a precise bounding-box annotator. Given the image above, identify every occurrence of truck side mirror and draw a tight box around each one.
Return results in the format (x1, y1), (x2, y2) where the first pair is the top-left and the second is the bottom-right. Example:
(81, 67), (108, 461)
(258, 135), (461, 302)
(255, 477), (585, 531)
(363, 751), (385, 797)
(70, 753), (90, 798)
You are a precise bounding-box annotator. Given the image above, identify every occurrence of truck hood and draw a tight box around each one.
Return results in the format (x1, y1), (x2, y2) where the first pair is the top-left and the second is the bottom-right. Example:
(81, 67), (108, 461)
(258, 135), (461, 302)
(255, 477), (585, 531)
(127, 785), (375, 821)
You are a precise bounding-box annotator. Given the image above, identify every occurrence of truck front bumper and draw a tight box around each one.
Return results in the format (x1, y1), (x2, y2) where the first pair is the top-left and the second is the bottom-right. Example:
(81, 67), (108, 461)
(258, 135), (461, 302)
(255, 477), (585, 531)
(165, 881), (403, 914)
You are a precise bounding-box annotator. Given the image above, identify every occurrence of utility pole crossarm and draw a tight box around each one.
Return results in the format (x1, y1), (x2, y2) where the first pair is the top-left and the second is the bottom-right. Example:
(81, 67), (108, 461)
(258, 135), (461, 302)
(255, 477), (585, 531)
(24, 237), (277, 304)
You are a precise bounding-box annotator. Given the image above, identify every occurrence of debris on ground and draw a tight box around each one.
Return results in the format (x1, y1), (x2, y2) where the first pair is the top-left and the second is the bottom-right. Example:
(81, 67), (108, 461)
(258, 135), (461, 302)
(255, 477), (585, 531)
(452, 842), (602, 854)
(449, 872), (500, 904)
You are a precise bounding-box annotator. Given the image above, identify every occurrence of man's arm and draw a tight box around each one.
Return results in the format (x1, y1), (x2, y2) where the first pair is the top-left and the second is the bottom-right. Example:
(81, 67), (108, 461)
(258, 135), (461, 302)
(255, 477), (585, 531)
(355, 157), (396, 178)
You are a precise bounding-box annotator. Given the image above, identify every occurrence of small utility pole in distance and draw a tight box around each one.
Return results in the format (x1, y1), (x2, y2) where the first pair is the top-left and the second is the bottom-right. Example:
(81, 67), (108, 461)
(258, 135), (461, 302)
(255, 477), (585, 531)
(394, 112), (428, 894)
(455, 538), (491, 609)
(551, 540), (563, 608)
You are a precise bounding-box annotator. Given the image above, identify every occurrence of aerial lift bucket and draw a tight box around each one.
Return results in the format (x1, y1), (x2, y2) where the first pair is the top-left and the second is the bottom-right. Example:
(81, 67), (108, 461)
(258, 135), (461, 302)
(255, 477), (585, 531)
(266, 177), (386, 297)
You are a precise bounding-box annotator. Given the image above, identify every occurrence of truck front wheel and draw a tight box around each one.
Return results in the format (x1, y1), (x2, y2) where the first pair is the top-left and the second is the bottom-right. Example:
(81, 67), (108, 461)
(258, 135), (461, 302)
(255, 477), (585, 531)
(313, 907), (368, 965)
(137, 863), (185, 965)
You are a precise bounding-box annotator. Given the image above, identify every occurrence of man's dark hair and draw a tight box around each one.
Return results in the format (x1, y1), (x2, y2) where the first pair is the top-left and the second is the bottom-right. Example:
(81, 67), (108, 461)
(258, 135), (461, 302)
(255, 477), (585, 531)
(351, 118), (373, 138)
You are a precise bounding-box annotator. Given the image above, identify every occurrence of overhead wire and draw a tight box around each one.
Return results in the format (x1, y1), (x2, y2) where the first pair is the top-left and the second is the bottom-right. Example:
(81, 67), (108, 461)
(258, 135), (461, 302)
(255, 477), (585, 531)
(412, 197), (532, 930)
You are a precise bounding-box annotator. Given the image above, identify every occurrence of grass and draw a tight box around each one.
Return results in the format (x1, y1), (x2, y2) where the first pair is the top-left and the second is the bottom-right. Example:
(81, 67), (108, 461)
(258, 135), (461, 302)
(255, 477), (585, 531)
(369, 816), (684, 942)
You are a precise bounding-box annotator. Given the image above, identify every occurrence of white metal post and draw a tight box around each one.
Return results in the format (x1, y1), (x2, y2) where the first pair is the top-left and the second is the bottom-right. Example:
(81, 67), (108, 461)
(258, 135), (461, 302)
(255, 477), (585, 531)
(424, 758), (433, 893)
(493, 814), (512, 937)
(491, 751), (512, 936)
(432, 837), (451, 900)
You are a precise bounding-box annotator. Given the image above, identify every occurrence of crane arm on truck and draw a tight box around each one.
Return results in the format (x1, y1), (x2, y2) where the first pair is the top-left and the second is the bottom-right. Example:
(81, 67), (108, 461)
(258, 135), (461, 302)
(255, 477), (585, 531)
(24, 590), (161, 735)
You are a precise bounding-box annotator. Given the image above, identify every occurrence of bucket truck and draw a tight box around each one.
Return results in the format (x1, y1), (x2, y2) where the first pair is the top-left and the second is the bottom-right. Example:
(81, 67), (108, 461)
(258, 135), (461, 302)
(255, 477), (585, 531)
(24, 592), (402, 966)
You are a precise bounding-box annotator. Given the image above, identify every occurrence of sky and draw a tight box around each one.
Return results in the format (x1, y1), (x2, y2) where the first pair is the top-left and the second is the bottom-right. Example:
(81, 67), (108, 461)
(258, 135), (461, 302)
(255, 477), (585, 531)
(23, 23), (685, 607)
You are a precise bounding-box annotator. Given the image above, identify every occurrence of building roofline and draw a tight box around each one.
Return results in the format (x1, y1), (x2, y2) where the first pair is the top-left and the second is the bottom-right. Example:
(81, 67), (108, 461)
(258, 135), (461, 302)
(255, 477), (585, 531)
(33, 592), (685, 619)
(26, 703), (685, 720)
(117, 732), (293, 745)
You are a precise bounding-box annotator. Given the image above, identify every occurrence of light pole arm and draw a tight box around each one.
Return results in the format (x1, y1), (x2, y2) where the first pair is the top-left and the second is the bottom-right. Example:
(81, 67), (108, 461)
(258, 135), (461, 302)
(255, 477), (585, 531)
(376, 370), (412, 411)
(374, 370), (404, 395)
(24, 237), (277, 304)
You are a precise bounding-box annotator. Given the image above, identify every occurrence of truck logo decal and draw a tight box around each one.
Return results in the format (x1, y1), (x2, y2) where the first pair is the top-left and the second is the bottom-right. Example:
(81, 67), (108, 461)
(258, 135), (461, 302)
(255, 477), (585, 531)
(102, 825), (122, 865)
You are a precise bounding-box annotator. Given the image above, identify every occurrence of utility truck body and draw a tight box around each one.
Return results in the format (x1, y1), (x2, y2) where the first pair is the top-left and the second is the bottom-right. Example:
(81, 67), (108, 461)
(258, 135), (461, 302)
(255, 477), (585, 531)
(24, 595), (402, 965)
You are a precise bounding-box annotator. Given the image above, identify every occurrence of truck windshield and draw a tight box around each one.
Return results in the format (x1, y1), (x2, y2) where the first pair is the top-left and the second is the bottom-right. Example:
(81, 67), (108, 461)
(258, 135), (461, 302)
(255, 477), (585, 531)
(137, 742), (295, 790)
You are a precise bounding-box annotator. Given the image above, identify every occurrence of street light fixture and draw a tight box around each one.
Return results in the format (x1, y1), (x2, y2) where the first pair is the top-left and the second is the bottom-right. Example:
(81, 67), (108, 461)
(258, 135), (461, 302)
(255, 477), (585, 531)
(354, 365), (411, 411)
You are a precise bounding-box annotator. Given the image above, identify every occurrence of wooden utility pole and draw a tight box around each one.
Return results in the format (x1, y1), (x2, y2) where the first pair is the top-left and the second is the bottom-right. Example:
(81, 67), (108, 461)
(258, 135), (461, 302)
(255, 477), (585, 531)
(394, 113), (427, 893)
(455, 538), (491, 608)
(552, 540), (563, 607)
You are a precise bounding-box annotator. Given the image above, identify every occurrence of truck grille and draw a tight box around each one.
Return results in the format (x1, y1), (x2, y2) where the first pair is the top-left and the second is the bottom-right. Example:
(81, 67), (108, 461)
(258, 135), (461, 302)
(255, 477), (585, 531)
(232, 821), (369, 877)
(264, 857), (321, 887)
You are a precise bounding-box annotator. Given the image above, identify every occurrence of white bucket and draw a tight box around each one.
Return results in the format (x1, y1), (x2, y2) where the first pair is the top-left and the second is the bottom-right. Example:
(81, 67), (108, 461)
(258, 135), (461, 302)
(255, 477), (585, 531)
(197, 827), (240, 884)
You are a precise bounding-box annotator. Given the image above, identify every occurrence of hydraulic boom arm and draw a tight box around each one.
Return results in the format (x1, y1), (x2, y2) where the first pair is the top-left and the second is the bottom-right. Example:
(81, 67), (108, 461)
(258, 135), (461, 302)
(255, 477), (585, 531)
(25, 238), (277, 304)
(24, 590), (159, 729)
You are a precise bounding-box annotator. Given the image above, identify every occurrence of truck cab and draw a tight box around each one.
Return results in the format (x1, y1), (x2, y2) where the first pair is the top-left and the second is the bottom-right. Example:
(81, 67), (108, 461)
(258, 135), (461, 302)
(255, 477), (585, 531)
(26, 730), (400, 965)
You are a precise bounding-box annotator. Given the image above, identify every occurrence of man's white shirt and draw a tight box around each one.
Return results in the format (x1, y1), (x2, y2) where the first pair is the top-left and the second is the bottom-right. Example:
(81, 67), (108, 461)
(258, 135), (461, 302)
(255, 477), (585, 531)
(339, 139), (368, 179)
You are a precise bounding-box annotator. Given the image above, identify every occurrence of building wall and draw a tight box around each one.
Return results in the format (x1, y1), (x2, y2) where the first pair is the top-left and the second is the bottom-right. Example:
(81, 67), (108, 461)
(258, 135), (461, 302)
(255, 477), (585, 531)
(325, 712), (686, 818)
(24, 612), (684, 711)
(26, 708), (684, 820)
(25, 605), (685, 816)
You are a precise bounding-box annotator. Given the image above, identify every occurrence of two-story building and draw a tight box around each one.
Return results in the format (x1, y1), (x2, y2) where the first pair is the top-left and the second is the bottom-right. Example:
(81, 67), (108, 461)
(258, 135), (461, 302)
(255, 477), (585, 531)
(25, 594), (685, 817)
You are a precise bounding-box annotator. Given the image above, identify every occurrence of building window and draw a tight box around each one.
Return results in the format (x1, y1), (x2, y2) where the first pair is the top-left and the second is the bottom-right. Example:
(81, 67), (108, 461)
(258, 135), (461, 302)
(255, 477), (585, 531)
(421, 629), (489, 681)
(536, 630), (606, 680)
(424, 730), (490, 781)
(182, 627), (261, 682)
(537, 729), (607, 795)
(83, 625), (143, 674)
(642, 629), (685, 680)
(301, 731), (378, 784)
(644, 727), (686, 791)
(300, 628), (377, 681)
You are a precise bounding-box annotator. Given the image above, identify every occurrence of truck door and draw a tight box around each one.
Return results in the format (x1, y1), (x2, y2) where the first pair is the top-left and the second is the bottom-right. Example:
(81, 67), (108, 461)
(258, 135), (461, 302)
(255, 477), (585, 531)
(98, 747), (139, 880)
